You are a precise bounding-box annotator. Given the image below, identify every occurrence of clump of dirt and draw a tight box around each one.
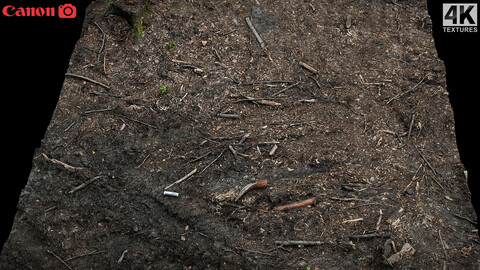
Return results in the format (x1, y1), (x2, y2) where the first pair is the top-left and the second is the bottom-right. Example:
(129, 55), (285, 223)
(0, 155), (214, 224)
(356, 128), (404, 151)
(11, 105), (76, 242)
(1, 0), (478, 269)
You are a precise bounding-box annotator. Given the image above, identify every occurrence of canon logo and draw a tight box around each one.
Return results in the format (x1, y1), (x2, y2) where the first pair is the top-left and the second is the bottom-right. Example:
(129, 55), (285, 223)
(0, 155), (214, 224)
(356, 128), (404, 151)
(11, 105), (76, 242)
(2, 4), (76, 18)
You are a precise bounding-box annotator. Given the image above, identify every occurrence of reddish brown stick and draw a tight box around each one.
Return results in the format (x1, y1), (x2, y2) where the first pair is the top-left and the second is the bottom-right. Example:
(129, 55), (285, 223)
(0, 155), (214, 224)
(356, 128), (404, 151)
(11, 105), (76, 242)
(274, 198), (316, 211)
(235, 180), (268, 201)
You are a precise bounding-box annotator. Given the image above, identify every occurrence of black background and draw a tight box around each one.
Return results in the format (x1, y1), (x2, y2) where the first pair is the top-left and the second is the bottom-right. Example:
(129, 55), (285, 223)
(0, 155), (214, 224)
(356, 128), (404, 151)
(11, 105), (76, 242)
(0, 0), (93, 251)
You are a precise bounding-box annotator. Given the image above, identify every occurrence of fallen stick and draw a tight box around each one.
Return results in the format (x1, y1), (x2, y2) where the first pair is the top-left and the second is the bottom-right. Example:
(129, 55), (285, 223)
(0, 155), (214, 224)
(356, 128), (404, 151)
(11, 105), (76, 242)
(274, 198), (316, 211)
(453, 213), (478, 226)
(64, 250), (107, 262)
(47, 250), (73, 270)
(258, 141), (280, 145)
(229, 145), (239, 160)
(275, 240), (323, 246)
(407, 114), (415, 140)
(235, 180), (268, 201)
(65, 73), (110, 90)
(42, 153), (85, 171)
(330, 196), (368, 202)
(231, 95), (278, 104)
(299, 61), (318, 74)
(271, 82), (300, 97)
(256, 99), (281, 106)
(342, 218), (364, 224)
(239, 80), (294, 86)
(349, 233), (390, 239)
(413, 143), (438, 176)
(94, 22), (106, 62)
(136, 154), (150, 169)
(217, 113), (239, 119)
(199, 149), (225, 174)
(69, 175), (105, 194)
(165, 168), (197, 190)
(245, 17), (265, 49)
(82, 107), (116, 115)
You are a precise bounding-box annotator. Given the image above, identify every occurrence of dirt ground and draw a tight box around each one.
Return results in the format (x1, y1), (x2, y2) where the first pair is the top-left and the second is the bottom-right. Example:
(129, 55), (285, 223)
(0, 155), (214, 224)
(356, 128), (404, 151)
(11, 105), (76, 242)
(1, 0), (479, 269)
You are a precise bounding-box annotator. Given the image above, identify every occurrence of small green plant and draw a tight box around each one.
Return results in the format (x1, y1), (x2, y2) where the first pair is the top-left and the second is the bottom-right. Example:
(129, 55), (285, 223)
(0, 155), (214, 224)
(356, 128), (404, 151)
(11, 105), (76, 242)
(160, 86), (167, 94)
(167, 42), (174, 51)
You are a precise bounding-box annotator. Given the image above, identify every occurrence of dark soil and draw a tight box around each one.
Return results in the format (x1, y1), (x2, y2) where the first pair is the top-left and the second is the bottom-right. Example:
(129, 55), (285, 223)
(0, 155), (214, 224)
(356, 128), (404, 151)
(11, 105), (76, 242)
(1, 0), (479, 269)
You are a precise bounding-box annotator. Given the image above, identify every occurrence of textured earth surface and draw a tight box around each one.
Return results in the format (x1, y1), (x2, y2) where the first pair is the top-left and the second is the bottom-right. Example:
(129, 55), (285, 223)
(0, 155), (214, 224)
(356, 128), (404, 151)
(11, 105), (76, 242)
(1, 0), (479, 269)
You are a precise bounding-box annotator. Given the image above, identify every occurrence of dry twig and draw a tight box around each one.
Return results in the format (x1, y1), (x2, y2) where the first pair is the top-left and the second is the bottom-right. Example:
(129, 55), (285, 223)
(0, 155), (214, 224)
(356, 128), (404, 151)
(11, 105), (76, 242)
(42, 153), (85, 171)
(200, 149), (226, 174)
(245, 17), (265, 49)
(274, 198), (316, 211)
(275, 240), (323, 246)
(69, 175), (105, 194)
(349, 233), (390, 239)
(217, 113), (239, 119)
(165, 168), (198, 190)
(47, 250), (73, 270)
(65, 73), (111, 90)
(94, 22), (106, 62)
(299, 61), (318, 74)
(387, 77), (425, 104)
(271, 82), (300, 97)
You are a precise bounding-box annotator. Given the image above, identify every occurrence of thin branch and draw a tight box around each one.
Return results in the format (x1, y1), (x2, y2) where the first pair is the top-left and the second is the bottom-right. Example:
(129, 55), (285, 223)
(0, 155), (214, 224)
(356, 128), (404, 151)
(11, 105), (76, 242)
(275, 240), (323, 246)
(299, 61), (318, 74)
(47, 250), (73, 270)
(413, 143), (438, 176)
(42, 153), (85, 171)
(81, 107), (116, 115)
(274, 198), (316, 211)
(349, 233), (390, 239)
(94, 22), (106, 62)
(387, 77), (425, 104)
(164, 168), (198, 190)
(199, 149), (226, 174)
(453, 214), (478, 226)
(65, 73), (111, 90)
(69, 176), (105, 194)
(270, 82), (300, 97)
(245, 17), (265, 49)
(239, 80), (294, 86)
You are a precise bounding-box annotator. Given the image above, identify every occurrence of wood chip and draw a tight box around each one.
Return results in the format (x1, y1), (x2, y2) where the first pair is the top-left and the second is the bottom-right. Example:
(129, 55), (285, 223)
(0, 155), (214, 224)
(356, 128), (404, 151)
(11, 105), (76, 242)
(269, 144), (278, 156)
(164, 168), (198, 190)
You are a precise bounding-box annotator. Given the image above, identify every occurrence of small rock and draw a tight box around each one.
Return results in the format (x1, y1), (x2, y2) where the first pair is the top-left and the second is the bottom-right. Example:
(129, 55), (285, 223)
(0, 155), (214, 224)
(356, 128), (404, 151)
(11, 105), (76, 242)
(346, 15), (352, 29)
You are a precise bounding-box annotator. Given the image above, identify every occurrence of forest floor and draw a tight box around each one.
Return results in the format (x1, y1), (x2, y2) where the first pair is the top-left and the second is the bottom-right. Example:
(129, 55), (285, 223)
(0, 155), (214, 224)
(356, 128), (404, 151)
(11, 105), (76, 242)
(1, 0), (479, 269)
